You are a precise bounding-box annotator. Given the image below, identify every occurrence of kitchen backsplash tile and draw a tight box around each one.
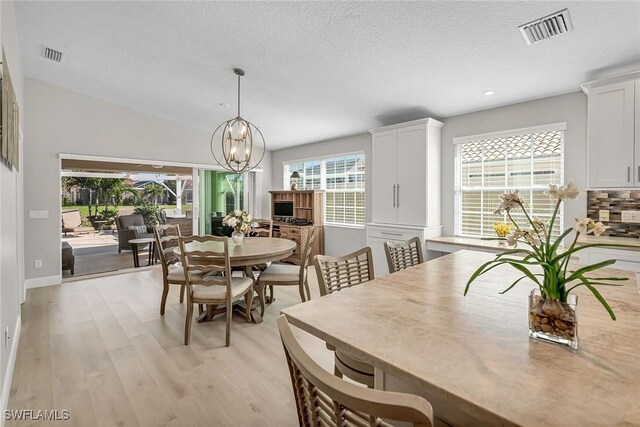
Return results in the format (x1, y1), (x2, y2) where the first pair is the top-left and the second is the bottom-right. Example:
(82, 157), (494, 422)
(587, 190), (640, 238)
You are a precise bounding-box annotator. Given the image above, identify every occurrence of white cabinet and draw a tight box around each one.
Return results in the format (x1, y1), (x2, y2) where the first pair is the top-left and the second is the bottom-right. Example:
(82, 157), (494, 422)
(579, 247), (640, 273)
(584, 75), (640, 188)
(370, 118), (442, 227)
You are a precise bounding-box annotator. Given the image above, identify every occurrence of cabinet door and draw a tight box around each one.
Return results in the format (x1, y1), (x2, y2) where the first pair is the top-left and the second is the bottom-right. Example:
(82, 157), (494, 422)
(371, 130), (398, 224)
(588, 81), (636, 188)
(397, 125), (427, 226)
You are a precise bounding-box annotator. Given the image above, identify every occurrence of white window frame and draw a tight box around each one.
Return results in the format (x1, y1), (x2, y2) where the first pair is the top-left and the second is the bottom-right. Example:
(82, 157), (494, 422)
(453, 123), (566, 239)
(283, 152), (366, 228)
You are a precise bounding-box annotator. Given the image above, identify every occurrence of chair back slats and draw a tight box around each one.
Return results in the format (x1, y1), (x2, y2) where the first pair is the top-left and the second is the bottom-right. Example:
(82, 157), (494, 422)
(277, 316), (434, 427)
(178, 235), (231, 291)
(251, 218), (273, 237)
(384, 237), (424, 274)
(299, 226), (320, 283)
(314, 247), (374, 296)
(154, 224), (182, 276)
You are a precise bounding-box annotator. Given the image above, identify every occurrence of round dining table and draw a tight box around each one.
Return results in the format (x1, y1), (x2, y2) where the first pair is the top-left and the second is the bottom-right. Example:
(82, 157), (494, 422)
(173, 237), (296, 323)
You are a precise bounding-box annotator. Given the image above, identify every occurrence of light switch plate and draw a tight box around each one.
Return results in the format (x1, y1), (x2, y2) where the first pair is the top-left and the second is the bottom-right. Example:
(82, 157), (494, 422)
(621, 210), (640, 223)
(598, 210), (610, 222)
(28, 210), (49, 219)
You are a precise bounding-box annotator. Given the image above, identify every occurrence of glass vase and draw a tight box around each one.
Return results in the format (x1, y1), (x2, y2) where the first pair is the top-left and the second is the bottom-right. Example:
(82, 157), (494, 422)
(528, 288), (578, 349)
(231, 230), (245, 245)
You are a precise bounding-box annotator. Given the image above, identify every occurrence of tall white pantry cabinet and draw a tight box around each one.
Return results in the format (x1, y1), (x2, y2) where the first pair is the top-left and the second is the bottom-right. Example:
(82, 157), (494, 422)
(366, 118), (443, 276)
(582, 73), (640, 188)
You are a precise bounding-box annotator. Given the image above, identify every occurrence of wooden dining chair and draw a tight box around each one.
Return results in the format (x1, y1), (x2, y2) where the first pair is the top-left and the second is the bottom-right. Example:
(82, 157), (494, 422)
(251, 218), (273, 237)
(314, 247), (376, 387)
(154, 224), (185, 315)
(384, 236), (425, 274)
(178, 235), (255, 346)
(277, 315), (434, 427)
(256, 226), (319, 315)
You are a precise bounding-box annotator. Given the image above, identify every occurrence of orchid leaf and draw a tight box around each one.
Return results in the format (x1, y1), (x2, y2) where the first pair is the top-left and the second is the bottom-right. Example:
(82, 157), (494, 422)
(566, 259), (617, 282)
(577, 276), (616, 320)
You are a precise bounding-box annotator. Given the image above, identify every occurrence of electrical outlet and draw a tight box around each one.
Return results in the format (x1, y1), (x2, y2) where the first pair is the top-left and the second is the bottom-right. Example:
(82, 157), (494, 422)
(598, 210), (610, 222)
(34, 259), (43, 268)
(621, 210), (640, 223)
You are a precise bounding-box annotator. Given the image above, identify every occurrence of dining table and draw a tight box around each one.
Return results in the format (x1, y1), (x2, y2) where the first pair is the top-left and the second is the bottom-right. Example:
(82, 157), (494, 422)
(174, 237), (296, 323)
(281, 250), (640, 427)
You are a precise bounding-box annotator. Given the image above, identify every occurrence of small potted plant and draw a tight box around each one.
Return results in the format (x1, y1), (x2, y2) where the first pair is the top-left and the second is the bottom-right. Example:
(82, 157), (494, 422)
(223, 210), (253, 245)
(465, 181), (635, 349)
(493, 222), (513, 244)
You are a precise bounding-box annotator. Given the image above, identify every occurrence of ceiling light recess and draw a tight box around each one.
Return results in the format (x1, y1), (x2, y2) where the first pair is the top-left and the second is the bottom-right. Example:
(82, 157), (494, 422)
(42, 46), (64, 63)
(518, 8), (574, 45)
(484, 90), (495, 96)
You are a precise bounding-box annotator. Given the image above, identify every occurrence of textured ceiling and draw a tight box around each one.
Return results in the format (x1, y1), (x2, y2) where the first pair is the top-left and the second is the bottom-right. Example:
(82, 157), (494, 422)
(15, 1), (640, 150)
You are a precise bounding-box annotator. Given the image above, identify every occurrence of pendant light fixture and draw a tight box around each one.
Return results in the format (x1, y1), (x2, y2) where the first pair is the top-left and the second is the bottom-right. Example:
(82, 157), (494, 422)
(211, 68), (265, 174)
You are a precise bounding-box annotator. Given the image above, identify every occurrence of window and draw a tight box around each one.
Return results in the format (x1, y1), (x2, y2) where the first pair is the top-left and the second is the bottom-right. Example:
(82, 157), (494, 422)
(284, 154), (365, 226)
(454, 126), (564, 238)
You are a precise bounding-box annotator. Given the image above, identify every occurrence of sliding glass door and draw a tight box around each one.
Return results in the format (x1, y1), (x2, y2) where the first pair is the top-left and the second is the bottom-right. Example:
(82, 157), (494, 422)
(197, 170), (245, 235)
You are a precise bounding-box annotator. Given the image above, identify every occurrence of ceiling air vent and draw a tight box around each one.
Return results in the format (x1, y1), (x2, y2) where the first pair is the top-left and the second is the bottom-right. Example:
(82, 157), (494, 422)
(518, 9), (574, 45)
(42, 46), (64, 63)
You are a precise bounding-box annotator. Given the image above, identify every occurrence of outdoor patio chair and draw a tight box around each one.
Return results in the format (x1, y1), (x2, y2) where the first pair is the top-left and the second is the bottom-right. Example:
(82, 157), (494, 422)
(61, 210), (96, 236)
(116, 214), (154, 252)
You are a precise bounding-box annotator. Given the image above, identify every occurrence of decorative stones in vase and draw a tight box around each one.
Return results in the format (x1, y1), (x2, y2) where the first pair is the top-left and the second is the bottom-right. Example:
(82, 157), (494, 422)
(529, 289), (578, 349)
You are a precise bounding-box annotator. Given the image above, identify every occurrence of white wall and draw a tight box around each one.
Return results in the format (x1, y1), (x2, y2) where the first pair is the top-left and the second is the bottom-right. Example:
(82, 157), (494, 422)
(271, 133), (371, 257)
(0, 0), (24, 412)
(23, 78), (271, 283)
(441, 91), (588, 236)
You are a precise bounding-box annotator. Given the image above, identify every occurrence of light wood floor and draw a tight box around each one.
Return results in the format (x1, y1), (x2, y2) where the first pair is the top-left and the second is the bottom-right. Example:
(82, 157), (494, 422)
(8, 267), (334, 426)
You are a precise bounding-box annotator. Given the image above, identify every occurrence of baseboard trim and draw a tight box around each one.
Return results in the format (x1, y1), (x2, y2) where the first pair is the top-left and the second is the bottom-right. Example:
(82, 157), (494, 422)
(0, 315), (21, 426)
(24, 274), (61, 289)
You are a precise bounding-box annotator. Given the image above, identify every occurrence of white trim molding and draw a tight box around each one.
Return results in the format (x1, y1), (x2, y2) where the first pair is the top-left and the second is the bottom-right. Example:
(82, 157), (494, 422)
(581, 70), (640, 95)
(453, 122), (567, 145)
(25, 274), (61, 290)
(1, 315), (21, 425)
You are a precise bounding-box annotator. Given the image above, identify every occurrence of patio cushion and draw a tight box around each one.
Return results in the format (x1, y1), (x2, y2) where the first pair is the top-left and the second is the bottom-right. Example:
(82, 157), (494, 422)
(128, 225), (148, 234)
(192, 277), (253, 300)
(258, 263), (300, 282)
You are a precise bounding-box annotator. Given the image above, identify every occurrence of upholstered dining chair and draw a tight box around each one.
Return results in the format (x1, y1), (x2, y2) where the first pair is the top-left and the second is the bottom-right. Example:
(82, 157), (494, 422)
(384, 236), (425, 274)
(256, 226), (319, 315)
(314, 247), (376, 387)
(154, 224), (184, 315)
(178, 235), (255, 346)
(276, 315), (434, 427)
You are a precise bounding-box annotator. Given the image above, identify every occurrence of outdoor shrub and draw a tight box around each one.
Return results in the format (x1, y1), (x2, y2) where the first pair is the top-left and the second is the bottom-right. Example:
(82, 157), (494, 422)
(134, 202), (159, 227)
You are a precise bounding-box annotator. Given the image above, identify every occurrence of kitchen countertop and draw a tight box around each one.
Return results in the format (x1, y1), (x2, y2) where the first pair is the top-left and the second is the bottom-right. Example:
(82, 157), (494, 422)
(576, 234), (640, 251)
(428, 235), (640, 253)
(425, 236), (510, 251)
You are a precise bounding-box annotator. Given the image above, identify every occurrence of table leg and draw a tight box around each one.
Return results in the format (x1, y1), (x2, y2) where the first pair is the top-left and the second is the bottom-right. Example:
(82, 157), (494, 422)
(147, 242), (153, 266)
(132, 244), (139, 268)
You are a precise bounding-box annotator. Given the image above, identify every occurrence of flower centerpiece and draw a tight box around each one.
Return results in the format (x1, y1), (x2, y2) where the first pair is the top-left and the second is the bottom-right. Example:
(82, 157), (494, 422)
(223, 210), (253, 245)
(493, 222), (514, 244)
(465, 181), (634, 349)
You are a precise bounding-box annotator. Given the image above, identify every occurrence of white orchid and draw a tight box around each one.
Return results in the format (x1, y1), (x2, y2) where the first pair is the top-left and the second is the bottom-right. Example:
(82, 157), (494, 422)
(573, 218), (609, 237)
(493, 189), (524, 215)
(545, 180), (580, 201)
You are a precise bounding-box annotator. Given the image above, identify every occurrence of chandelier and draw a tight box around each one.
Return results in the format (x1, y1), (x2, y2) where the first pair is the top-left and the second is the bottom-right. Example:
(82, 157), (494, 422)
(211, 68), (266, 174)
